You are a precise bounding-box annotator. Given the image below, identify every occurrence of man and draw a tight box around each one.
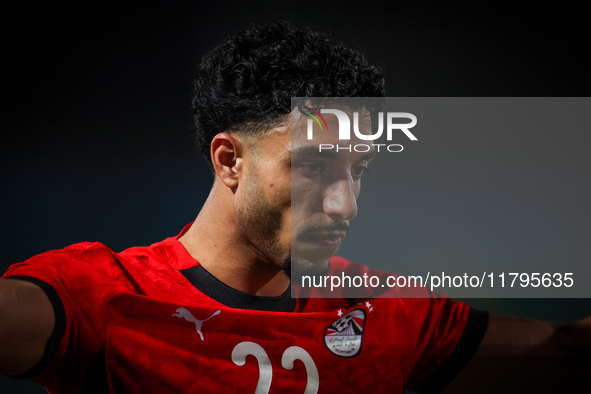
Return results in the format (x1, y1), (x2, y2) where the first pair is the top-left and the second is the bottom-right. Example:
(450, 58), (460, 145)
(0, 21), (589, 393)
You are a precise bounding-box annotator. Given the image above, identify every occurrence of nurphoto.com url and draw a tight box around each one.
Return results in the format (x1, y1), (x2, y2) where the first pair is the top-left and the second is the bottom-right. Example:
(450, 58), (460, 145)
(301, 272), (574, 292)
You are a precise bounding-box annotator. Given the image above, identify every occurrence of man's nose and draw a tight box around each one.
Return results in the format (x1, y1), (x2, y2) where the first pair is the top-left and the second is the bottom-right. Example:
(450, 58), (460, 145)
(322, 178), (357, 220)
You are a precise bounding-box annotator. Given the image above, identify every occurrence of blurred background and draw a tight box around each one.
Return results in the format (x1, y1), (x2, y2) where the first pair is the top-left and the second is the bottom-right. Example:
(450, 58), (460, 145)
(2, 1), (589, 392)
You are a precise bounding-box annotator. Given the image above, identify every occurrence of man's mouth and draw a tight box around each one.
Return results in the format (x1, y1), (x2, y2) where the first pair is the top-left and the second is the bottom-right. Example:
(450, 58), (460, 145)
(300, 232), (346, 249)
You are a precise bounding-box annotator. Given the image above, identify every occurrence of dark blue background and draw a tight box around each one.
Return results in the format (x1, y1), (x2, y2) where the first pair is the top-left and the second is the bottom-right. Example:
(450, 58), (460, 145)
(2, 2), (589, 392)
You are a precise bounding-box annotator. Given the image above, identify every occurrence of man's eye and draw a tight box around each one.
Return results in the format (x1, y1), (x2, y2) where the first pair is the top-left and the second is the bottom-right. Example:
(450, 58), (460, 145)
(307, 163), (324, 173)
(352, 166), (370, 178)
(300, 163), (325, 173)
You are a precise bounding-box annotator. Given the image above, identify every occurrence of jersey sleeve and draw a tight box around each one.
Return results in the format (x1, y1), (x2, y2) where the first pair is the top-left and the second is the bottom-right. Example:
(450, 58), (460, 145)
(2, 242), (122, 393)
(405, 295), (489, 393)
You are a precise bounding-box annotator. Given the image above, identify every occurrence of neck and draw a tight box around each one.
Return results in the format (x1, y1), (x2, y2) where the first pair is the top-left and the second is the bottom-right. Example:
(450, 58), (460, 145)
(179, 182), (290, 297)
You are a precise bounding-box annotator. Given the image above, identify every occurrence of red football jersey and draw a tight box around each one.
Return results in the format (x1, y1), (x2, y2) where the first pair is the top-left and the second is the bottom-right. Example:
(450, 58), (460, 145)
(3, 225), (488, 393)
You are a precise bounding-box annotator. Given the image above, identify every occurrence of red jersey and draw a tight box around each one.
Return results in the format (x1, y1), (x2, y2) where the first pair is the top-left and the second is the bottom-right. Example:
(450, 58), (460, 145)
(3, 225), (488, 393)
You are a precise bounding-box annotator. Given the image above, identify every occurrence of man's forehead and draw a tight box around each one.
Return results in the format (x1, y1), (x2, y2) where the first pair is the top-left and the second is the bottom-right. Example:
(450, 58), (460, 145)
(290, 144), (376, 161)
(290, 103), (371, 122)
(243, 104), (376, 160)
(289, 103), (375, 156)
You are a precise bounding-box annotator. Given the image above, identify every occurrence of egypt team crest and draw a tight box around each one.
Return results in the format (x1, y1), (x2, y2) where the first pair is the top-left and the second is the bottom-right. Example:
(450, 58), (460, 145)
(324, 309), (366, 358)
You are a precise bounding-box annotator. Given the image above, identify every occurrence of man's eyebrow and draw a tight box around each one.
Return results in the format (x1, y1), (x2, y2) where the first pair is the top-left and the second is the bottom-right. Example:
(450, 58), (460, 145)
(290, 146), (337, 159)
(363, 150), (377, 161)
(289, 146), (378, 161)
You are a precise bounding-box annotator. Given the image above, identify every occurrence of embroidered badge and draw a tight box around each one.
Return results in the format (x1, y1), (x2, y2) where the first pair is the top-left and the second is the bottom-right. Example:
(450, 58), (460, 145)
(324, 308), (366, 358)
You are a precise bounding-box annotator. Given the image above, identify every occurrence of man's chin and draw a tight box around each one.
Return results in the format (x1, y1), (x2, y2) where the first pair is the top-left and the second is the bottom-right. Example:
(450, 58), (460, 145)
(282, 256), (331, 285)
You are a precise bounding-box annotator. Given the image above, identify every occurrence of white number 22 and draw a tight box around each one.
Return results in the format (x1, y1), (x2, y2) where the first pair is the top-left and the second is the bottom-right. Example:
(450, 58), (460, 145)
(231, 342), (319, 394)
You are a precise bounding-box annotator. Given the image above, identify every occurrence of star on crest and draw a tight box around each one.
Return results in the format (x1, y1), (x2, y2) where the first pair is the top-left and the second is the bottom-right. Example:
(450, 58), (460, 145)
(337, 309), (343, 317)
(365, 301), (374, 312)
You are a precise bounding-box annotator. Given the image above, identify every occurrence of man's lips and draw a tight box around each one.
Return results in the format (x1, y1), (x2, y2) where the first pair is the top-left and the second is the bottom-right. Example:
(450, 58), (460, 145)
(300, 232), (346, 248)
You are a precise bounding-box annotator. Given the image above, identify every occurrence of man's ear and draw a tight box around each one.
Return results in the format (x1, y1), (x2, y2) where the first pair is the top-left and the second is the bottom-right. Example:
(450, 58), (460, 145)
(210, 133), (244, 189)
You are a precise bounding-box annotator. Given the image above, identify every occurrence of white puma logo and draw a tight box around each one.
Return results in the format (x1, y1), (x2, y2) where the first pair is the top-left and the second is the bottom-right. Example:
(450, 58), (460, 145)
(173, 307), (221, 341)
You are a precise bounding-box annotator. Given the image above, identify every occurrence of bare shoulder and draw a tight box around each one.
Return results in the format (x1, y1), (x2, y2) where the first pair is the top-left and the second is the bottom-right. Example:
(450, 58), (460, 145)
(0, 278), (55, 376)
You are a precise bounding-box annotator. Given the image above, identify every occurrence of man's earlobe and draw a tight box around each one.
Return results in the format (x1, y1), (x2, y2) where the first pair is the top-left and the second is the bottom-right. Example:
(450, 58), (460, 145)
(211, 133), (243, 189)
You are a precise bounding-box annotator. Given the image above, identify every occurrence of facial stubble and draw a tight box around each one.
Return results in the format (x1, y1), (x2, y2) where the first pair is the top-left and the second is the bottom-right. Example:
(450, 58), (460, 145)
(235, 169), (330, 285)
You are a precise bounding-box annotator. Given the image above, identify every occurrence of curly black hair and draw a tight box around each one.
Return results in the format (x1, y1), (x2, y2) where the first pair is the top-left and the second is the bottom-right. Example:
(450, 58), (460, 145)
(192, 21), (386, 170)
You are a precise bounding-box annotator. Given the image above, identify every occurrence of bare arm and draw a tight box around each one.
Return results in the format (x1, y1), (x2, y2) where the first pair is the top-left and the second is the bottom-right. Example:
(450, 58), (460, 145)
(0, 278), (55, 376)
(443, 313), (591, 393)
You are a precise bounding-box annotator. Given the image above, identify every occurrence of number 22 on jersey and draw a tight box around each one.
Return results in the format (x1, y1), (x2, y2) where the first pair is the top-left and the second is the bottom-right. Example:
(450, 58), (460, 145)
(232, 342), (319, 394)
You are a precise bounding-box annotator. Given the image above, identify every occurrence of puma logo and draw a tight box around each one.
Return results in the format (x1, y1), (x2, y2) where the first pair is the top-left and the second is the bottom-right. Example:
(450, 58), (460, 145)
(173, 307), (221, 341)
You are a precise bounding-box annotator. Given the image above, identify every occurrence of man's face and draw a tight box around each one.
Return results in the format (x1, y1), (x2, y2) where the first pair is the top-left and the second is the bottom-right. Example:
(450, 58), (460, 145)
(235, 104), (375, 280)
